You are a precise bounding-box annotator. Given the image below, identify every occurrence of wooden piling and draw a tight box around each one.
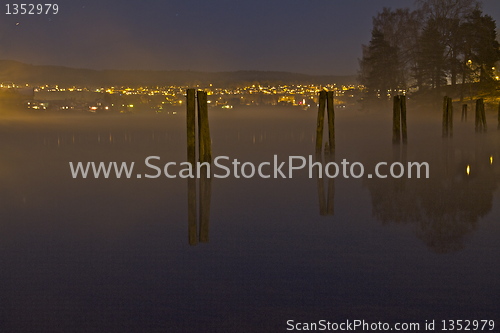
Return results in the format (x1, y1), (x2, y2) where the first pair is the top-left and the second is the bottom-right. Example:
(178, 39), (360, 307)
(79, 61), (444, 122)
(393, 95), (401, 144)
(476, 98), (487, 133)
(197, 91), (212, 163)
(186, 89), (196, 164)
(315, 91), (327, 153)
(461, 104), (467, 122)
(475, 99), (481, 132)
(326, 91), (335, 153)
(187, 88), (197, 245)
(400, 95), (407, 144)
(480, 98), (487, 132)
(442, 96), (449, 137)
(447, 97), (453, 137)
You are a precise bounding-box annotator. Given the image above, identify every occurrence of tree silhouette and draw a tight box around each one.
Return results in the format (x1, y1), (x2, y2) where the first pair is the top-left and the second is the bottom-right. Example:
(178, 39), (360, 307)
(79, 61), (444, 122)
(359, 29), (401, 96)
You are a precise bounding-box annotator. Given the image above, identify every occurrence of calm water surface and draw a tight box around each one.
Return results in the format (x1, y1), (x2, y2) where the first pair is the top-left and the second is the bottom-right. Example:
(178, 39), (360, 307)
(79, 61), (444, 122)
(0, 106), (499, 332)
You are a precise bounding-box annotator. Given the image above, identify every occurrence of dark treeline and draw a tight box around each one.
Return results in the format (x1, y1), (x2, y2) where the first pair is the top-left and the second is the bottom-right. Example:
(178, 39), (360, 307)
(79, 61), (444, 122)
(359, 0), (500, 100)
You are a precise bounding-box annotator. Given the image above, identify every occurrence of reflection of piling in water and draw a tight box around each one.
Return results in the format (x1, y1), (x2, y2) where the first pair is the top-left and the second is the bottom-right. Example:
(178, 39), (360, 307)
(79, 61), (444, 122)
(199, 166), (211, 243)
(326, 172), (335, 216)
(315, 154), (334, 216)
(315, 91), (335, 154)
(186, 89), (212, 245)
(392, 95), (407, 144)
(314, 90), (335, 216)
(442, 96), (453, 137)
(317, 184), (327, 215)
(475, 99), (487, 133)
(462, 104), (468, 122)
(188, 177), (198, 245)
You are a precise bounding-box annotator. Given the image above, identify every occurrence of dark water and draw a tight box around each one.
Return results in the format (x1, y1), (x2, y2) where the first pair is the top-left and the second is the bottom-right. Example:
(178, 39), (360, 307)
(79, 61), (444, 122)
(0, 106), (499, 332)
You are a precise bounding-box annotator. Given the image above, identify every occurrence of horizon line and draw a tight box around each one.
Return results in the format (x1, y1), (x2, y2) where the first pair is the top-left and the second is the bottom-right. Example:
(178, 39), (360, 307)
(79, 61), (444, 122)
(0, 59), (356, 78)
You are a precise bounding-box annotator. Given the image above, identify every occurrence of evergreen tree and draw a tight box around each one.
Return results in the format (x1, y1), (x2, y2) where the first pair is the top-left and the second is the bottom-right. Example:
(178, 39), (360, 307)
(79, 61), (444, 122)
(465, 10), (500, 84)
(416, 19), (447, 91)
(372, 8), (423, 90)
(360, 29), (401, 97)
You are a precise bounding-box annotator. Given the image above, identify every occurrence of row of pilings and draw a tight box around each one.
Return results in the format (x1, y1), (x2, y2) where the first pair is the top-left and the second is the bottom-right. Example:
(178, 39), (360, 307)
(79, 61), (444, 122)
(442, 96), (493, 136)
(181, 89), (500, 239)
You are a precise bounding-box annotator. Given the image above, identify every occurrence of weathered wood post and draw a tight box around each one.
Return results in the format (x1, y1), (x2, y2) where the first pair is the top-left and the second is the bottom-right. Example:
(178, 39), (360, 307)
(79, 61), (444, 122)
(186, 89), (196, 163)
(186, 89), (197, 245)
(393, 95), (401, 144)
(475, 99), (481, 132)
(480, 99), (487, 132)
(197, 91), (212, 163)
(442, 96), (449, 137)
(461, 104), (467, 122)
(476, 98), (487, 132)
(315, 91), (327, 153)
(447, 97), (453, 137)
(326, 91), (335, 153)
(400, 95), (407, 144)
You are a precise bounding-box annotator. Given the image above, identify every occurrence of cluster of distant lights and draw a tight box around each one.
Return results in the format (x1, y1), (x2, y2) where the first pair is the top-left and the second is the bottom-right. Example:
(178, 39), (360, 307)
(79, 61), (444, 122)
(3, 82), (363, 109)
(4, 83), (362, 95)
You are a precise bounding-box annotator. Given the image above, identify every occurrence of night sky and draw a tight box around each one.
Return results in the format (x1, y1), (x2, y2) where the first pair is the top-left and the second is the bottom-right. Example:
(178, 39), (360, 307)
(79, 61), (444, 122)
(1, 0), (499, 75)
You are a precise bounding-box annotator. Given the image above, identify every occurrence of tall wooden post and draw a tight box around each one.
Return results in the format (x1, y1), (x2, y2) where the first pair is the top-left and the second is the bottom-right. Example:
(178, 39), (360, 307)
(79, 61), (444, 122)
(476, 98), (487, 133)
(187, 89), (196, 164)
(315, 91), (327, 153)
(475, 99), (481, 132)
(442, 96), (449, 137)
(393, 95), (401, 144)
(400, 95), (407, 144)
(197, 91), (212, 163)
(480, 99), (487, 132)
(326, 91), (335, 153)
(447, 97), (453, 137)
(186, 89), (197, 245)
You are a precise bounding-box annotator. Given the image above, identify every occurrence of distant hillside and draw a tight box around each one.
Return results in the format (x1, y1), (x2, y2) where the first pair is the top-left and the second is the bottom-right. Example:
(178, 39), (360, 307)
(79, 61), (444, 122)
(0, 60), (357, 87)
